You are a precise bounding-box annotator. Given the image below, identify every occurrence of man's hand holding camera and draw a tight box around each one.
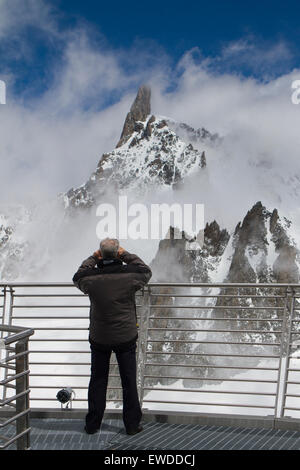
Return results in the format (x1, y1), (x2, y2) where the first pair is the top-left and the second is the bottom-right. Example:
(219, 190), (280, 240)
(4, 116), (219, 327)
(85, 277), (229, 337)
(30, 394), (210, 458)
(93, 246), (126, 260)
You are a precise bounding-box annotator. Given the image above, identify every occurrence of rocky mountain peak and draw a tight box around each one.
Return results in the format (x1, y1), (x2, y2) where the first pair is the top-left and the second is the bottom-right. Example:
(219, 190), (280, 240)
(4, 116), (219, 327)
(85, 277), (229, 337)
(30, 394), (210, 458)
(116, 85), (151, 148)
(233, 201), (269, 252)
(227, 201), (299, 283)
(62, 85), (211, 209)
(150, 201), (300, 285)
(150, 222), (230, 283)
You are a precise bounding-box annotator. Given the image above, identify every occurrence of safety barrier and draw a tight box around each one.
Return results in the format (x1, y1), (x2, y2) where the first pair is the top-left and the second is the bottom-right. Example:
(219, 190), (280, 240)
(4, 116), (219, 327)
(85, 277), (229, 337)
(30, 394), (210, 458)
(0, 324), (34, 449)
(1, 282), (300, 421)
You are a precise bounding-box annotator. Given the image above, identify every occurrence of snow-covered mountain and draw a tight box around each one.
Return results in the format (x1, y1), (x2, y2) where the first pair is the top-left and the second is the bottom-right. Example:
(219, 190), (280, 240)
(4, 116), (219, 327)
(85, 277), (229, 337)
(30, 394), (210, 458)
(151, 201), (300, 284)
(0, 85), (300, 284)
(62, 85), (210, 209)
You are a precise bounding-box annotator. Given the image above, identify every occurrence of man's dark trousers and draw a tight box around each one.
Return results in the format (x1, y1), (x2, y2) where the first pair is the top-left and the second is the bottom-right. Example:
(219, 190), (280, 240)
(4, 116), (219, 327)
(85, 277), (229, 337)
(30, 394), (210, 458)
(86, 338), (142, 432)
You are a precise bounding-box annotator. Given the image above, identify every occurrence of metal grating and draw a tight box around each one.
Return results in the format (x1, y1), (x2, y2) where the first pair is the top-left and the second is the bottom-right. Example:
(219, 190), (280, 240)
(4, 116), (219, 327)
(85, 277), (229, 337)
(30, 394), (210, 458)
(2, 418), (300, 450)
(108, 421), (300, 451)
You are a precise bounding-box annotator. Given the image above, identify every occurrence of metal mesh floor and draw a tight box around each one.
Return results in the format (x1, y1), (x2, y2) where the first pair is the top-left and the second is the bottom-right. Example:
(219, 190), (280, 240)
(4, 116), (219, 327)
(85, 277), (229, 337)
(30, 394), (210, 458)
(3, 418), (300, 450)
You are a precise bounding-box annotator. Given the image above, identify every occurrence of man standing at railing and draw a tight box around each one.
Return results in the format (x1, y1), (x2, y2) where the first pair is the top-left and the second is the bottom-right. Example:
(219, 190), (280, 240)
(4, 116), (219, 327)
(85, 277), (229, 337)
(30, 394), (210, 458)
(72, 238), (152, 436)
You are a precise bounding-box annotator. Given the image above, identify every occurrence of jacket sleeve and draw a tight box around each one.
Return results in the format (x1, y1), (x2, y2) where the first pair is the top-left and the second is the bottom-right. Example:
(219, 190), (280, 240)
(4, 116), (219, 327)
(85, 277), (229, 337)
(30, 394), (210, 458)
(72, 255), (98, 294)
(119, 251), (152, 291)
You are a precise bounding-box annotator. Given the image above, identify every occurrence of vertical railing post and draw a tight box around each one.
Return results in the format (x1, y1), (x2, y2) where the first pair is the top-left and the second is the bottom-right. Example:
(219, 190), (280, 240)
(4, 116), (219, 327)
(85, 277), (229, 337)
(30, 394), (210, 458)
(279, 287), (295, 418)
(0, 286), (7, 397)
(1, 285), (7, 328)
(15, 339), (30, 450)
(136, 286), (150, 409)
(275, 286), (294, 418)
(3, 286), (15, 404)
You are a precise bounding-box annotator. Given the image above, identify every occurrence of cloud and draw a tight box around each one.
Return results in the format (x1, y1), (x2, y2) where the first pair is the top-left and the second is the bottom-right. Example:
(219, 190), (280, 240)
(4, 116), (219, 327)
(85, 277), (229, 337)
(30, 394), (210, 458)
(0, 0), (300, 247)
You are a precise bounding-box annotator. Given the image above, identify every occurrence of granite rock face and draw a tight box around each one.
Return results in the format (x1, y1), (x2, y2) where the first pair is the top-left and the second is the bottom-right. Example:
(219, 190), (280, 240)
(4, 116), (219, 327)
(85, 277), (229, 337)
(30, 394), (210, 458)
(116, 85), (151, 148)
(226, 201), (299, 284)
(61, 85), (213, 209)
(150, 201), (299, 285)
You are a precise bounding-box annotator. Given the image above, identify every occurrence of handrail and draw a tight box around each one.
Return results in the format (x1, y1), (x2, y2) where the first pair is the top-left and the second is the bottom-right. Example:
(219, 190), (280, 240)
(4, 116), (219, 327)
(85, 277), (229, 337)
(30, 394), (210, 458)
(0, 325), (35, 346)
(0, 282), (300, 430)
(0, 324), (34, 450)
(0, 282), (300, 287)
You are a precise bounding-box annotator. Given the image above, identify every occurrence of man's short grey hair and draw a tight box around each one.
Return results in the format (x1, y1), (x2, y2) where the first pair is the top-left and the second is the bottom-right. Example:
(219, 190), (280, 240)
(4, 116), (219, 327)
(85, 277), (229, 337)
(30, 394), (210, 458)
(100, 238), (120, 259)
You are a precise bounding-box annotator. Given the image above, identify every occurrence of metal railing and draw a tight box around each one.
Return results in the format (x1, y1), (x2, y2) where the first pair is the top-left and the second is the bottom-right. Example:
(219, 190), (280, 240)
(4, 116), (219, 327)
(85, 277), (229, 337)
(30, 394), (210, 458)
(0, 324), (34, 450)
(1, 282), (300, 422)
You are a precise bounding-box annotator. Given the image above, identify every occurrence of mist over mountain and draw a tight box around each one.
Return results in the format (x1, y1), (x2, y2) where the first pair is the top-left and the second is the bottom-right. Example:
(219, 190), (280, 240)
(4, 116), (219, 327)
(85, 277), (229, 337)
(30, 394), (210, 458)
(0, 85), (299, 283)
(151, 201), (299, 284)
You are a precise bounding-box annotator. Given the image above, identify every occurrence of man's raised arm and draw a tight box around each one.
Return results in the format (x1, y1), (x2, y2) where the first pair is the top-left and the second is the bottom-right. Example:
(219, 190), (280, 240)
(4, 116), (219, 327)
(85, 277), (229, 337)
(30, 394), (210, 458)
(119, 250), (152, 290)
(72, 251), (100, 293)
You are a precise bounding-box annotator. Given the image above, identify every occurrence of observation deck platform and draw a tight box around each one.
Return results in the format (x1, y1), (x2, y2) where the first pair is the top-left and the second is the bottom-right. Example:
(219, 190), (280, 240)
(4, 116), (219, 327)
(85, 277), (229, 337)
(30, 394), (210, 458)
(2, 282), (300, 451)
(3, 409), (300, 450)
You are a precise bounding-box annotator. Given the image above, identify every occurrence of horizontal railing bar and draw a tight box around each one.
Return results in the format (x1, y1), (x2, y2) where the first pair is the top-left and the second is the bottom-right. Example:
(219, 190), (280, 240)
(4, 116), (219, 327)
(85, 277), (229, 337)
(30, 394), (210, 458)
(285, 394), (300, 398)
(30, 373), (90, 377)
(143, 388), (276, 396)
(3, 282), (299, 287)
(29, 398), (119, 401)
(0, 325), (34, 345)
(150, 294), (286, 298)
(0, 409), (30, 428)
(14, 294), (87, 297)
(29, 386), (122, 389)
(29, 350), (91, 353)
(27, 350), (280, 358)
(12, 316), (89, 320)
(0, 350), (29, 365)
(0, 390), (30, 406)
(26, 362), (114, 368)
(142, 399), (275, 408)
(11, 316), (278, 321)
(30, 373), (120, 377)
(0, 364), (15, 370)
(0, 370), (30, 385)
(25, 328), (88, 330)
(147, 328), (282, 333)
(148, 317), (284, 322)
(144, 375), (277, 383)
(13, 326), (282, 334)
(11, 307), (140, 311)
(29, 362), (91, 366)
(283, 407), (300, 411)
(27, 338), (280, 345)
(149, 305), (284, 309)
(0, 428), (31, 450)
(147, 340), (280, 345)
(29, 339), (88, 342)
(148, 352), (281, 358)
(13, 305), (90, 308)
(144, 363), (279, 370)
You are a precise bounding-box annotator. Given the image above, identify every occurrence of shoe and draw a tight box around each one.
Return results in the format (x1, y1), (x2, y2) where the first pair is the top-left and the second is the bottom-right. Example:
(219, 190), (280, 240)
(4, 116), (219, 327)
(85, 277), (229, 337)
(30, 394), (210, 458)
(84, 425), (99, 435)
(126, 425), (143, 436)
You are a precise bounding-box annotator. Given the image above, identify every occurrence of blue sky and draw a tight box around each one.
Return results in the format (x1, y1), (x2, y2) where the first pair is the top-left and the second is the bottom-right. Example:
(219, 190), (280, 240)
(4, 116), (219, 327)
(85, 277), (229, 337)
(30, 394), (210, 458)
(1, 0), (300, 106)
(53, 0), (299, 59)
